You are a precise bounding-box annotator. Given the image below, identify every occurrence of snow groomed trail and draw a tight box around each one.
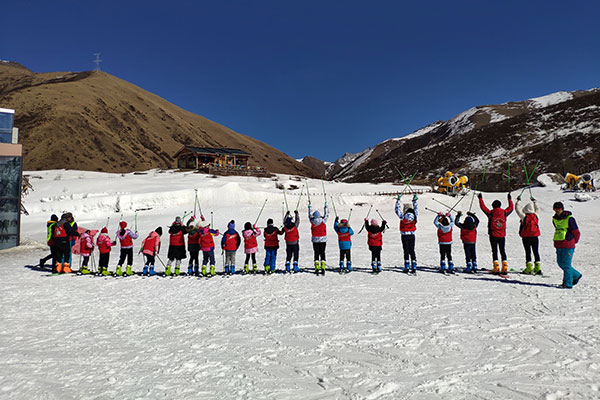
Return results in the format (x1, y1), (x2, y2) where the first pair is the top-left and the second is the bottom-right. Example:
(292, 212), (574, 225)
(1, 170), (599, 399)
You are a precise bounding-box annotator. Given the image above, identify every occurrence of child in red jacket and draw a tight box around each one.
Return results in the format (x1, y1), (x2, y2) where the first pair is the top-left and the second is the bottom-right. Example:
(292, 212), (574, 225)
(96, 227), (115, 276)
(478, 193), (514, 274)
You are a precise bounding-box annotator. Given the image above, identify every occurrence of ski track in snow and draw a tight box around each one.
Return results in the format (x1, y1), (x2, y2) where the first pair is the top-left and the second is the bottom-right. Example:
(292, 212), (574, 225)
(1, 170), (600, 399)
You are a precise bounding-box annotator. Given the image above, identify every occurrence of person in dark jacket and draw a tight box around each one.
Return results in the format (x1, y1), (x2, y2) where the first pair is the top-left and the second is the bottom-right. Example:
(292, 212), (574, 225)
(364, 218), (387, 273)
(40, 214), (58, 269)
(52, 213), (79, 273)
(283, 211), (300, 273)
(552, 202), (582, 288)
(221, 220), (241, 275)
(455, 211), (480, 273)
(263, 218), (284, 274)
(166, 216), (187, 276)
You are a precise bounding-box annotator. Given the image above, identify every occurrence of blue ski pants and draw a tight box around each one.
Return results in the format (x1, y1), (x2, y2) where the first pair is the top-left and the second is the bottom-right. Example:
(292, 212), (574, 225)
(556, 248), (581, 288)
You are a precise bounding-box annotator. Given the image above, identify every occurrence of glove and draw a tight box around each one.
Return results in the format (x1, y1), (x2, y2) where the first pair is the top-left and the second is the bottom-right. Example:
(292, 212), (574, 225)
(445, 213), (451, 217)
(252, 224), (257, 229)
(397, 193), (402, 200)
(294, 210), (299, 214)
(364, 218), (368, 222)
(382, 220), (387, 226)
(412, 193), (418, 201)
(507, 193), (512, 200)
(531, 197), (536, 202)
(437, 212), (443, 217)
(335, 216), (339, 222)
(467, 211), (474, 216)
(111, 241), (117, 246)
(477, 193), (483, 199)
(516, 195), (521, 201)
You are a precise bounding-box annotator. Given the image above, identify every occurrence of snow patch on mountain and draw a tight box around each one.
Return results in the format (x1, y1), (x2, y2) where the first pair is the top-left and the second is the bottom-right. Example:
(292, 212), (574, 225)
(528, 91), (573, 108)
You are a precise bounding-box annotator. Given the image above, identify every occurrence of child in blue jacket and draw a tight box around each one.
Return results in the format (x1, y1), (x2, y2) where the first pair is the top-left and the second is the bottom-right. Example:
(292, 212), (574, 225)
(334, 217), (354, 272)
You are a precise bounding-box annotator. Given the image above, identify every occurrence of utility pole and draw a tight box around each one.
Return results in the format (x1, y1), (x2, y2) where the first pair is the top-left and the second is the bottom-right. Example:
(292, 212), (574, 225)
(93, 53), (102, 71)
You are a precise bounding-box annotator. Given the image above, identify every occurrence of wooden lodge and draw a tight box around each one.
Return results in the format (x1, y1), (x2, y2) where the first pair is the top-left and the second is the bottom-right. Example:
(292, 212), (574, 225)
(173, 146), (272, 177)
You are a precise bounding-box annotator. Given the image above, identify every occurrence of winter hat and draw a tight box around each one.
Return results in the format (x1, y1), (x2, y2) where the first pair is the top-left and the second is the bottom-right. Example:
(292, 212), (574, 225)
(50, 214), (58, 221)
(464, 216), (474, 229)
(371, 219), (379, 226)
(228, 220), (235, 230)
(284, 216), (293, 226)
(155, 226), (163, 235)
(175, 216), (182, 224)
(553, 201), (564, 210)
(439, 216), (449, 226)
(312, 210), (321, 219)
(101, 227), (108, 233)
(120, 221), (127, 229)
(267, 218), (274, 225)
(244, 222), (252, 230)
(492, 200), (502, 208)
(340, 219), (348, 225)
(523, 203), (535, 214)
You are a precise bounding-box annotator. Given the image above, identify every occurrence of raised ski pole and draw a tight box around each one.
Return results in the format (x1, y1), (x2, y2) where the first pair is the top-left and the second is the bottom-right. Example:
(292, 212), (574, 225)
(254, 199), (268, 226)
(424, 207), (442, 214)
(194, 189), (198, 216)
(357, 205), (373, 234)
(468, 167), (487, 212)
(330, 195), (338, 218)
(447, 193), (468, 213)
(375, 209), (388, 231)
(519, 161), (540, 199)
(321, 178), (327, 204)
(134, 211), (138, 232)
(106, 216), (110, 230)
(433, 197), (454, 210)
(396, 168), (416, 194)
(210, 211), (214, 228)
(295, 185), (304, 211)
(508, 160), (511, 190)
(347, 208), (353, 222)
(283, 187), (289, 213)
(282, 202), (285, 222)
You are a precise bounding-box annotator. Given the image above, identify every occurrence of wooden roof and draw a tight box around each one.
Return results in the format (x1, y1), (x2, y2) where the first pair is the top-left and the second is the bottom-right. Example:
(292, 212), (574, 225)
(174, 146), (251, 158)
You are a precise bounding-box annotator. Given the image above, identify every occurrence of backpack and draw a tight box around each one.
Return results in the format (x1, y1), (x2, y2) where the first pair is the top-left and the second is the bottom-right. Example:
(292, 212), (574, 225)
(519, 214), (539, 237)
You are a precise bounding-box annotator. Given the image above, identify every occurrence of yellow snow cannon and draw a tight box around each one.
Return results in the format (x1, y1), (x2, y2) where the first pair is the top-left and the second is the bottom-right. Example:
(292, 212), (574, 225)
(436, 171), (469, 195)
(564, 172), (595, 191)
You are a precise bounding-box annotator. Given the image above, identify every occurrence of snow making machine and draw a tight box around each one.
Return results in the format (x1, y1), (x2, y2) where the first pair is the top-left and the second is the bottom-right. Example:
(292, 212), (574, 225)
(563, 172), (595, 192)
(436, 171), (469, 196)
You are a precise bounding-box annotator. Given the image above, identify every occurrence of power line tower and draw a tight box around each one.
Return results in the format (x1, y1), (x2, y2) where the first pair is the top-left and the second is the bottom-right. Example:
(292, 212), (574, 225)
(93, 53), (102, 71)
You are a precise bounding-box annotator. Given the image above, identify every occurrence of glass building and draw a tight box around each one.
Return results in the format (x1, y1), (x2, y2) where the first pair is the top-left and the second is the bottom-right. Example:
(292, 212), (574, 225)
(0, 108), (22, 250)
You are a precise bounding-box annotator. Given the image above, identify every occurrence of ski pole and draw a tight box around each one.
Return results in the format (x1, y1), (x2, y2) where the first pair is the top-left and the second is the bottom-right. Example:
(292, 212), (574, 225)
(282, 202), (285, 222)
(469, 167), (487, 212)
(210, 211), (214, 228)
(357, 205), (373, 234)
(194, 189), (198, 216)
(347, 208), (353, 222)
(424, 207), (441, 214)
(283, 187), (289, 213)
(321, 178), (327, 203)
(306, 182), (311, 205)
(375, 209), (388, 232)
(432, 197), (454, 210)
(134, 211), (138, 232)
(447, 192), (468, 213)
(156, 254), (167, 268)
(106, 216), (110, 230)
(254, 199), (268, 226)
(330, 195), (338, 218)
(295, 185), (304, 211)
(508, 160), (511, 189)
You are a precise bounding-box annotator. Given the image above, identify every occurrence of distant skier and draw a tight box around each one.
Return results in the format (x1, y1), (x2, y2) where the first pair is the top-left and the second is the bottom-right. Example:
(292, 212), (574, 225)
(455, 211), (480, 273)
(263, 218), (284, 274)
(334, 217), (354, 272)
(52, 213), (79, 273)
(115, 221), (139, 276)
(479, 193), (513, 274)
(395, 193), (419, 273)
(515, 195), (542, 275)
(221, 220), (241, 275)
(96, 227), (115, 276)
(552, 202), (582, 289)
(434, 212), (455, 273)
(198, 220), (220, 276)
(242, 222), (261, 274)
(78, 229), (94, 275)
(142, 227), (162, 276)
(283, 210), (300, 273)
(166, 216), (187, 276)
(308, 201), (329, 275)
(364, 218), (387, 273)
(39, 214), (58, 270)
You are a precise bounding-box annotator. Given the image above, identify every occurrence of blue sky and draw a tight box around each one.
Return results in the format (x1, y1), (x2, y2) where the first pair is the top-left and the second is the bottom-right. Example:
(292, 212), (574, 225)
(3, 1), (599, 161)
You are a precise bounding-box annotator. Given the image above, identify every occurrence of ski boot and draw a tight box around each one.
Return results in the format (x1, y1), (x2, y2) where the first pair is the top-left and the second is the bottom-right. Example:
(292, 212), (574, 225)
(314, 260), (320, 274)
(377, 261), (382, 273)
(293, 261), (299, 273)
(465, 261), (472, 274)
(165, 266), (172, 276)
(285, 262), (291, 273)
(62, 263), (72, 273)
(270, 265), (276, 274)
(440, 260), (447, 274)
(347, 261), (352, 272)
(320, 261), (326, 275)
(244, 264), (249, 274)
(79, 265), (91, 275)
(403, 260), (410, 273)
(265, 264), (270, 274)
(101, 266), (111, 276)
(231, 265), (236, 275)
(339, 260), (345, 273)
(142, 266), (149, 276)
(501, 261), (508, 275)
(224, 265), (230, 275)
(126, 265), (134, 276)
(194, 265), (199, 276)
(533, 261), (542, 276)
(252, 264), (258, 274)
(471, 261), (478, 274)
(371, 261), (377, 273)
(201, 265), (207, 277)
(174, 265), (180, 276)
(115, 265), (123, 276)
(492, 260), (500, 274)
(411, 260), (417, 274)
(522, 262), (533, 275)
(210, 265), (216, 276)
(188, 265), (194, 275)
(149, 266), (156, 276)
(448, 261), (455, 274)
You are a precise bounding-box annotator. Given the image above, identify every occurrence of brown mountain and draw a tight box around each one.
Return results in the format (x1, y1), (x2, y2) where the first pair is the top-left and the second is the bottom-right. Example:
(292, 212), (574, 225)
(329, 89), (600, 190)
(0, 62), (316, 176)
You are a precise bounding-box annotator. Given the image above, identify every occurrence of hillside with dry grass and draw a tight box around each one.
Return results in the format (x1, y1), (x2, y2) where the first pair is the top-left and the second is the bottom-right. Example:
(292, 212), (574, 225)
(0, 62), (315, 176)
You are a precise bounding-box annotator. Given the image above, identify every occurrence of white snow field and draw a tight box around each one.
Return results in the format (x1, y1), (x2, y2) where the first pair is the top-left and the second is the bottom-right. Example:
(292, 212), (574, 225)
(1, 170), (599, 399)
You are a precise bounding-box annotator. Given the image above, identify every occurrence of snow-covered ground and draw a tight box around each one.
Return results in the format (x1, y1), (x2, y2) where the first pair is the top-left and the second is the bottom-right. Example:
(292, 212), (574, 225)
(1, 170), (599, 399)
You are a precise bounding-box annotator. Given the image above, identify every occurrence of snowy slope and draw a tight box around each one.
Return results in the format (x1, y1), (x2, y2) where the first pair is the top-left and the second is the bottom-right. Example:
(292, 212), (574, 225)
(1, 170), (600, 399)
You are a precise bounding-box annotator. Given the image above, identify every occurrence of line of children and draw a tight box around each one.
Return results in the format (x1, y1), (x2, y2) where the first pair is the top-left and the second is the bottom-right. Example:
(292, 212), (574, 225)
(364, 218), (387, 273)
(334, 216), (354, 272)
